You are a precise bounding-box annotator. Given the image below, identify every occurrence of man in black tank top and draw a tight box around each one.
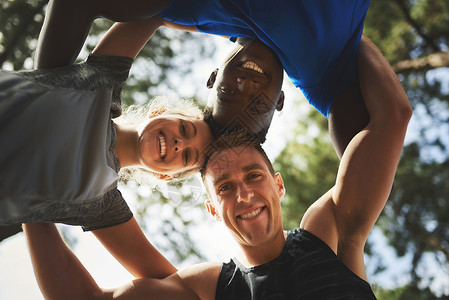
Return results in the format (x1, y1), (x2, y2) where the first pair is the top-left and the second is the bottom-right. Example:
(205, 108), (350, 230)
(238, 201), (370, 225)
(24, 36), (412, 300)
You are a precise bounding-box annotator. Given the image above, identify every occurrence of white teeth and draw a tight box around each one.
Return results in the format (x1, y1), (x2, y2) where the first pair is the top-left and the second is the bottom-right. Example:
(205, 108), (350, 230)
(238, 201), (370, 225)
(159, 135), (166, 158)
(240, 207), (263, 219)
(242, 61), (264, 74)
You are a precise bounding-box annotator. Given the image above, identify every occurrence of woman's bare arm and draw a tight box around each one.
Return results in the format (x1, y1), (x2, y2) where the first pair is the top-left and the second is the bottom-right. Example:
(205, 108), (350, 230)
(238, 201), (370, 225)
(92, 17), (165, 58)
(92, 217), (177, 279)
(24, 223), (105, 300)
(24, 223), (212, 300)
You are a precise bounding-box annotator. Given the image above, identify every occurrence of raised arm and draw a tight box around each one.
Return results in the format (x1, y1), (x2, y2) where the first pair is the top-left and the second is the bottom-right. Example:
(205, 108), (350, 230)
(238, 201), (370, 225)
(35, 0), (170, 69)
(332, 35), (412, 240)
(301, 36), (412, 278)
(92, 17), (165, 58)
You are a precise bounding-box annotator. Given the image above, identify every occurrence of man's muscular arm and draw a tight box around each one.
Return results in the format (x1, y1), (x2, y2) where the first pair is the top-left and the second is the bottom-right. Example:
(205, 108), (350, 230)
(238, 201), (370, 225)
(301, 36), (412, 279)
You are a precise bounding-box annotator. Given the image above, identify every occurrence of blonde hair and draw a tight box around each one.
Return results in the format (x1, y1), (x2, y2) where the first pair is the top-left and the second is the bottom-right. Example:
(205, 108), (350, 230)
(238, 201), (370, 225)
(115, 96), (204, 184)
(115, 96), (202, 126)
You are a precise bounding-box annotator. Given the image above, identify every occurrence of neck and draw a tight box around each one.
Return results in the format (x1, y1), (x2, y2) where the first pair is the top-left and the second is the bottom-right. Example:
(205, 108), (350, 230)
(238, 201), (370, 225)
(236, 230), (287, 268)
(114, 122), (140, 168)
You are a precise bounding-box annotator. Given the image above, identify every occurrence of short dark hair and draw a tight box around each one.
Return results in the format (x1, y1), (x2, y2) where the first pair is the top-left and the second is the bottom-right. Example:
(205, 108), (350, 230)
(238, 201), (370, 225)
(202, 106), (268, 143)
(200, 129), (275, 182)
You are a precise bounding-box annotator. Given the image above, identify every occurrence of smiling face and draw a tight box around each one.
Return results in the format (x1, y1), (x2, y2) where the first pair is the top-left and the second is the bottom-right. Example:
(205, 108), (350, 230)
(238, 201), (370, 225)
(138, 113), (213, 177)
(203, 146), (285, 248)
(206, 38), (285, 138)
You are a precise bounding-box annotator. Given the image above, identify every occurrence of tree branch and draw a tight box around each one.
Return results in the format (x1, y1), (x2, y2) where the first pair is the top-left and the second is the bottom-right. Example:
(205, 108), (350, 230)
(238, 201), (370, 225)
(393, 51), (449, 74)
(426, 234), (449, 262)
(395, 0), (440, 53)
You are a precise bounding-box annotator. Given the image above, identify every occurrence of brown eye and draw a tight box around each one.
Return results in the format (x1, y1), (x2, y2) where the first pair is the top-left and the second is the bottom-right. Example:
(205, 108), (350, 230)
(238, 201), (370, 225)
(218, 184), (232, 193)
(247, 173), (261, 180)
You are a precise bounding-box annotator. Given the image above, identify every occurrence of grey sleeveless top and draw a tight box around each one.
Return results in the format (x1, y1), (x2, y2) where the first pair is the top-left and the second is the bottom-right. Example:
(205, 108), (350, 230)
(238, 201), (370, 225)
(0, 55), (133, 231)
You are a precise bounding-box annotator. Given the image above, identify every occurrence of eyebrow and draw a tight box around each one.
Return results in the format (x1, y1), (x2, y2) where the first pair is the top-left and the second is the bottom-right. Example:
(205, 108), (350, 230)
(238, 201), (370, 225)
(212, 163), (266, 186)
(189, 120), (197, 137)
(213, 173), (231, 186)
(242, 163), (266, 173)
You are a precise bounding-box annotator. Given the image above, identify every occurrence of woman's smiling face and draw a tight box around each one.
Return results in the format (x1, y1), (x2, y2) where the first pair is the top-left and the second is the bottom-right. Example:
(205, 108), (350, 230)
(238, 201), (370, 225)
(138, 113), (213, 176)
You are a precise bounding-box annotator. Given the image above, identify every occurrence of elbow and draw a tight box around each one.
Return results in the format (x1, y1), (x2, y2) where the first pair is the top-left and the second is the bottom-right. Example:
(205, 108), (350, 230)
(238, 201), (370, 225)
(394, 95), (413, 129)
(378, 93), (413, 130)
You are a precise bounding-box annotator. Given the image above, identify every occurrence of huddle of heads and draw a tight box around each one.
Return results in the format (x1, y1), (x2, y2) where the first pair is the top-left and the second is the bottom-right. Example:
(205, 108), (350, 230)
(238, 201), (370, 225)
(119, 93), (276, 201)
(121, 37), (284, 199)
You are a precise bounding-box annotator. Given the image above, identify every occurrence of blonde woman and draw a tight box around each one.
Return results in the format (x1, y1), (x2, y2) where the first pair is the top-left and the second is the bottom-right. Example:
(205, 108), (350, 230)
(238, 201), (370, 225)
(0, 6), (211, 280)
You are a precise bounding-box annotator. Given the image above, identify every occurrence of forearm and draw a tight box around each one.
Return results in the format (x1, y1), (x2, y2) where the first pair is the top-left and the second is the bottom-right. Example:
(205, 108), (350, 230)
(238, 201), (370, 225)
(35, 0), (96, 69)
(35, 0), (170, 69)
(160, 19), (199, 33)
(92, 17), (164, 58)
(92, 217), (177, 279)
(24, 223), (104, 300)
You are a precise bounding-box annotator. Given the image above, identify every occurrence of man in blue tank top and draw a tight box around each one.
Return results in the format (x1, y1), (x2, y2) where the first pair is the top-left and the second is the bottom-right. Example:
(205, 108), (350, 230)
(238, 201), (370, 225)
(25, 36), (412, 300)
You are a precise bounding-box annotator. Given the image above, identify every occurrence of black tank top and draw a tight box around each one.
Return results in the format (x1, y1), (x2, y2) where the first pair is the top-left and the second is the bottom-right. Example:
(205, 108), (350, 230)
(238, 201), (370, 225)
(216, 229), (377, 300)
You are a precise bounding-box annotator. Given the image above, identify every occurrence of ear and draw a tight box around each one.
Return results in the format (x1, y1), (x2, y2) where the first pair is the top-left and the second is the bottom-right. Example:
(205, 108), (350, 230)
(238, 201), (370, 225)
(275, 91), (285, 111)
(207, 69), (219, 89)
(204, 199), (222, 221)
(153, 173), (174, 181)
(274, 172), (285, 198)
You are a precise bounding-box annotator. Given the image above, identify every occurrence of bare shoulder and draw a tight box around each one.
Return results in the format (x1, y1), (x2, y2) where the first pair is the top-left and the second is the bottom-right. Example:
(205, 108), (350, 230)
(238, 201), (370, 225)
(299, 190), (368, 281)
(178, 262), (222, 300)
(300, 189), (338, 253)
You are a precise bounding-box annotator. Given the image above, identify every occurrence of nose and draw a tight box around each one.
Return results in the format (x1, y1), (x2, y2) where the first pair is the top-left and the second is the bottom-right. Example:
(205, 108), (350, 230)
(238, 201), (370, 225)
(236, 76), (260, 95)
(237, 182), (254, 203)
(220, 86), (235, 94)
(174, 138), (185, 152)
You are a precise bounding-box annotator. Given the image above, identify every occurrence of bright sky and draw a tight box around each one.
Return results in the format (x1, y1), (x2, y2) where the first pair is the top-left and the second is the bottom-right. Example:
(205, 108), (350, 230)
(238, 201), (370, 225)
(1, 34), (448, 299)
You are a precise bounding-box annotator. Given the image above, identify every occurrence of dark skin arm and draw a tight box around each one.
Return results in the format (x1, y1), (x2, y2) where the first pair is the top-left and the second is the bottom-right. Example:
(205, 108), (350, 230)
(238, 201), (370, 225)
(328, 81), (370, 159)
(35, 0), (170, 69)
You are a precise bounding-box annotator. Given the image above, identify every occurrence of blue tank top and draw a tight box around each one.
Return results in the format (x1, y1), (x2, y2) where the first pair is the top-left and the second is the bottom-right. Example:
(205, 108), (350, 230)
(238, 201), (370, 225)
(158, 0), (370, 117)
(215, 229), (377, 299)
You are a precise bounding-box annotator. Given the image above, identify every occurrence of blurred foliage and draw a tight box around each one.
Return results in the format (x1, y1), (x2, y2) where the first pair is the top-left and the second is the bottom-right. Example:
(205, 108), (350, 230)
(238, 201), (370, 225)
(374, 283), (446, 300)
(273, 107), (338, 230)
(0, 0), (46, 69)
(364, 0), (449, 65)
